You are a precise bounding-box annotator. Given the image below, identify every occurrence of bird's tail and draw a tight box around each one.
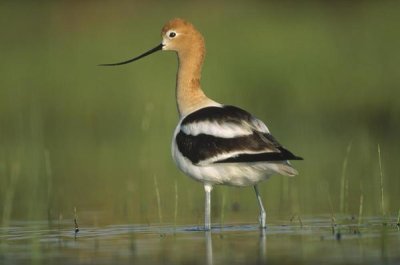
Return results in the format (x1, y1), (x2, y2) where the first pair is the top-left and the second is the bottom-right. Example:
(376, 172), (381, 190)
(275, 162), (299, 177)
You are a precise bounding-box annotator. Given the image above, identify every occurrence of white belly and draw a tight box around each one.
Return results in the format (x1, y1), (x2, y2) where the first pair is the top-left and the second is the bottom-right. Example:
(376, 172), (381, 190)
(171, 128), (276, 187)
(174, 152), (273, 186)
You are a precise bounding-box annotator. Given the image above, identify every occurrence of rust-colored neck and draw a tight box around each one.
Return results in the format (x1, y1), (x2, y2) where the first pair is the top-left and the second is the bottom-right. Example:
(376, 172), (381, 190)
(176, 42), (215, 117)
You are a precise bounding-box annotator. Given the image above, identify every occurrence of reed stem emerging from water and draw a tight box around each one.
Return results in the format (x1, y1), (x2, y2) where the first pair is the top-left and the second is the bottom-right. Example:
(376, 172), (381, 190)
(174, 179), (178, 228)
(358, 182), (364, 226)
(44, 149), (53, 225)
(154, 175), (163, 224)
(2, 162), (20, 226)
(74, 207), (79, 239)
(340, 142), (352, 213)
(326, 184), (336, 234)
(378, 144), (385, 217)
(220, 188), (226, 228)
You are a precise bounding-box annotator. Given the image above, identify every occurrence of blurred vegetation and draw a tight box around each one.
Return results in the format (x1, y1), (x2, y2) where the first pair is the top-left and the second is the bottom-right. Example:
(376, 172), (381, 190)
(0, 0), (399, 225)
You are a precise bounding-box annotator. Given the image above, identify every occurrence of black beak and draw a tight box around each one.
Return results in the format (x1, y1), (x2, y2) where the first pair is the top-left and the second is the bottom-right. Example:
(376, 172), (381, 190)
(99, 43), (164, 66)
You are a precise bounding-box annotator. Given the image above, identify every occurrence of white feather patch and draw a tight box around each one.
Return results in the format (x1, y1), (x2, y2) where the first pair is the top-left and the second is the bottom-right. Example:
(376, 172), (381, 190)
(181, 120), (253, 138)
(196, 150), (271, 166)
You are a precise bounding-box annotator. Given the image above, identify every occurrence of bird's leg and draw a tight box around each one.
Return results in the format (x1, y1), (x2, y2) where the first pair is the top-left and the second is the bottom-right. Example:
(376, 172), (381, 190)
(254, 185), (267, 229)
(204, 184), (213, 231)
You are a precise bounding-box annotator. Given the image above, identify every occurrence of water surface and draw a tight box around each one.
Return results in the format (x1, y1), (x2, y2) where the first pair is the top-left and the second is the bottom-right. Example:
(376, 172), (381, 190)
(1, 215), (399, 265)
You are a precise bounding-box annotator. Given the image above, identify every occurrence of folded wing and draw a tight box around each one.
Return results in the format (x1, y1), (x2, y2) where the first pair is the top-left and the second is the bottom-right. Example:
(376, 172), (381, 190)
(176, 105), (303, 166)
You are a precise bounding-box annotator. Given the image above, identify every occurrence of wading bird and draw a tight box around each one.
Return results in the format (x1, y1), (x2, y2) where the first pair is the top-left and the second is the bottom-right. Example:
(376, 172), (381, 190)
(100, 18), (302, 230)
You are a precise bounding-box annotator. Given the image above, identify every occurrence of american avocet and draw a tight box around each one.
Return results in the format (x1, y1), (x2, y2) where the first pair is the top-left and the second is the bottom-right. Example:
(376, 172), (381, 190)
(100, 18), (302, 230)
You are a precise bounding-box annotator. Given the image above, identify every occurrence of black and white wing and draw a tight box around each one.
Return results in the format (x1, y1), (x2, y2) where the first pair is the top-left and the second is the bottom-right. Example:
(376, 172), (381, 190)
(175, 105), (303, 166)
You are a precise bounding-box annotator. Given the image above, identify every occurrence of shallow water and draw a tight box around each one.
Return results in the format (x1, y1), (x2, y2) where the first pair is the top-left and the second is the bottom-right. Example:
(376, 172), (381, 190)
(1, 216), (399, 265)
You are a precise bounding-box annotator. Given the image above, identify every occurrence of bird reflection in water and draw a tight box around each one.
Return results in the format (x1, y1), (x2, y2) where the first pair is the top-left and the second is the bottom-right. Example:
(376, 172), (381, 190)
(204, 229), (267, 265)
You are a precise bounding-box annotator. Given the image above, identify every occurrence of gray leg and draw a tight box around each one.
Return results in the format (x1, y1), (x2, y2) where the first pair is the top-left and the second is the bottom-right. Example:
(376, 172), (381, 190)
(254, 185), (266, 229)
(204, 184), (213, 231)
(205, 231), (213, 265)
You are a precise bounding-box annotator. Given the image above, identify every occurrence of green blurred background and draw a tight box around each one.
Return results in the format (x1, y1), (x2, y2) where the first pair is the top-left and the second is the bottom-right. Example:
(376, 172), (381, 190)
(0, 0), (399, 226)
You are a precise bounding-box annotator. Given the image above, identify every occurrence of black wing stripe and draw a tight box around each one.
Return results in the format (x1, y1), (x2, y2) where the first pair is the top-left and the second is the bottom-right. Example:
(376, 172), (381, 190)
(176, 131), (301, 165)
(181, 105), (253, 126)
(214, 150), (303, 163)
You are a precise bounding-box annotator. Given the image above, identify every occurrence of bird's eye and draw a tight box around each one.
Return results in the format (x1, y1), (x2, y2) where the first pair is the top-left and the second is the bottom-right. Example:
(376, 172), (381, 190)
(169, 32), (176, 38)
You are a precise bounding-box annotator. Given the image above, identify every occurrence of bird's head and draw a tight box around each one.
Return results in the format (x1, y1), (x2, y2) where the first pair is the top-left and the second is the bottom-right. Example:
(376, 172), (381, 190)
(99, 18), (204, 66)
